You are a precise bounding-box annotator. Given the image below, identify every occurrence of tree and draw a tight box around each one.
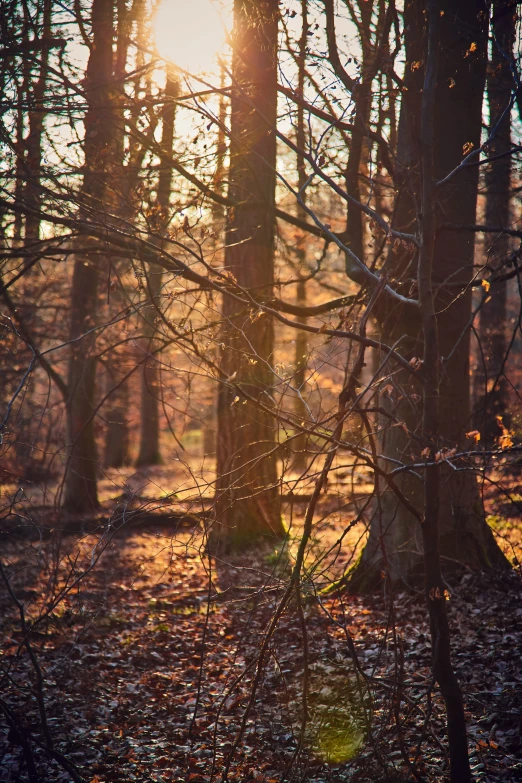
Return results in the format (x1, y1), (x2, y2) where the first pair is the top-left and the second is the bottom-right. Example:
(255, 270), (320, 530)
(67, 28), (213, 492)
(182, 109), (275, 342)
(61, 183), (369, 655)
(351, 0), (509, 588)
(213, 0), (286, 549)
(474, 0), (516, 442)
(8, 0), (54, 477)
(102, 0), (135, 469)
(136, 68), (179, 466)
(63, 0), (116, 512)
(291, 0), (310, 473)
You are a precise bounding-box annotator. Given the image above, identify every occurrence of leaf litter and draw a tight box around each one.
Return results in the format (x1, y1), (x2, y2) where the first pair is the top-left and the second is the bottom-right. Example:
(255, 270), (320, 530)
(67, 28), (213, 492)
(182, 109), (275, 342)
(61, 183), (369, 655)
(0, 510), (521, 783)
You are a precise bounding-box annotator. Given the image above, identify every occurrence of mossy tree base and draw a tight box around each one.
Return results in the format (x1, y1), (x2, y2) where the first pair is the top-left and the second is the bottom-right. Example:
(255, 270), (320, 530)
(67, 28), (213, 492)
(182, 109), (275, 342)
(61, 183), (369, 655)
(347, 478), (510, 594)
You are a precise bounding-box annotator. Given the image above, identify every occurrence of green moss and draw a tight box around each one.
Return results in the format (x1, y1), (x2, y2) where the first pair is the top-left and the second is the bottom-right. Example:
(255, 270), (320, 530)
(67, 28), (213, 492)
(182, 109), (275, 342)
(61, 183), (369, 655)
(320, 550), (364, 596)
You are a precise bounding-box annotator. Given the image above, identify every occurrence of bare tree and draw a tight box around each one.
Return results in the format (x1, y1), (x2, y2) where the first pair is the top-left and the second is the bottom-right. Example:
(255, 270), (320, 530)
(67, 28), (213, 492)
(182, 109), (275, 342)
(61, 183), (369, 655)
(351, 0), (509, 588)
(136, 68), (179, 467)
(103, 0), (136, 469)
(474, 0), (517, 442)
(64, 0), (117, 512)
(213, 0), (286, 548)
(291, 0), (310, 473)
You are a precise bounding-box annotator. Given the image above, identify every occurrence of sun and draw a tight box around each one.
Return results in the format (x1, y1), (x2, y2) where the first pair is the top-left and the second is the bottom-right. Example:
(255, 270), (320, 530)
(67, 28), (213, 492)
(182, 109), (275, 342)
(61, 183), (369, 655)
(154, 0), (227, 74)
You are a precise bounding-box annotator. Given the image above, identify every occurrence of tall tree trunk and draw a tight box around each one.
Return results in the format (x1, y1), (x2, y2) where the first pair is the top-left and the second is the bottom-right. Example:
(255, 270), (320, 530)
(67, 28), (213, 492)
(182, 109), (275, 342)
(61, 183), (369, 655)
(292, 0), (309, 473)
(474, 0), (515, 443)
(137, 68), (178, 466)
(12, 0), (52, 477)
(102, 0), (135, 469)
(351, 0), (509, 588)
(136, 267), (163, 466)
(214, 0), (285, 549)
(202, 66), (228, 460)
(418, 5), (471, 778)
(63, 0), (115, 512)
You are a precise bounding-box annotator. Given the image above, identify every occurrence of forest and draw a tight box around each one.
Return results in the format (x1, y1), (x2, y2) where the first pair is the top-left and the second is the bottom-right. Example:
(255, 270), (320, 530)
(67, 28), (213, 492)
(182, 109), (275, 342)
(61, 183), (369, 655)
(0, 0), (521, 781)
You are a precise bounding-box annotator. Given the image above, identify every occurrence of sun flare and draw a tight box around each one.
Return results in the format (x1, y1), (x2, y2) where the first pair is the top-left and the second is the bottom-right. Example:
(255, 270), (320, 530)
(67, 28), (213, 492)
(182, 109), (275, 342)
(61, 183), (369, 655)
(154, 0), (227, 74)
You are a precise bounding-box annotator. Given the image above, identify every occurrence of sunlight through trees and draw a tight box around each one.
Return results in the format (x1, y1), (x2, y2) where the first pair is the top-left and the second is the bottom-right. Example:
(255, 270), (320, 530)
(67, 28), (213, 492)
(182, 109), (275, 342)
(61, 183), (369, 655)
(1, 0), (521, 781)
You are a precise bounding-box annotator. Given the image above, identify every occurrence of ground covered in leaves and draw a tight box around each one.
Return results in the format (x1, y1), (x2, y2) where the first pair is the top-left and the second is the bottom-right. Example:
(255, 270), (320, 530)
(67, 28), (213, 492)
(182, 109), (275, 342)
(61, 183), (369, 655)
(1, 495), (521, 783)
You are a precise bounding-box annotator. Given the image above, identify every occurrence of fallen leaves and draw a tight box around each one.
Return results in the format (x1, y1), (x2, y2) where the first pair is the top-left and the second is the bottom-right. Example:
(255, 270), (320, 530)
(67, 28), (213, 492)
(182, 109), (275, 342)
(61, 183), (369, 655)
(0, 495), (521, 783)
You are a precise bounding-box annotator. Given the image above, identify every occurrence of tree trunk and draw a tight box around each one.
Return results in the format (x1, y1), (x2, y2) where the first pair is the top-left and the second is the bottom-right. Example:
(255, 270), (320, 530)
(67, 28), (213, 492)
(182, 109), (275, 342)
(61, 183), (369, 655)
(10, 0), (52, 478)
(103, 346), (130, 468)
(101, 0), (141, 469)
(201, 68), (227, 461)
(24, 0), (51, 244)
(63, 0), (115, 512)
(351, 0), (509, 589)
(418, 6), (471, 777)
(214, 0), (285, 550)
(474, 0), (515, 443)
(137, 262), (163, 466)
(292, 280), (309, 471)
(292, 0), (309, 473)
(137, 68), (178, 466)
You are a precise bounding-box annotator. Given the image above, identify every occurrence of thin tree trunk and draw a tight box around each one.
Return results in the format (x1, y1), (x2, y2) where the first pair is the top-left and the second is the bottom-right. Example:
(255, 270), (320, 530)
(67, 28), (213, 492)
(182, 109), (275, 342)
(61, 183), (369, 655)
(202, 66), (228, 460)
(474, 0), (515, 443)
(214, 0), (285, 549)
(104, 350), (130, 467)
(137, 68), (179, 467)
(24, 0), (51, 243)
(11, 0), (52, 477)
(137, 261), (163, 466)
(64, 0), (115, 512)
(11, 3), (32, 245)
(292, 0), (309, 473)
(102, 0), (136, 468)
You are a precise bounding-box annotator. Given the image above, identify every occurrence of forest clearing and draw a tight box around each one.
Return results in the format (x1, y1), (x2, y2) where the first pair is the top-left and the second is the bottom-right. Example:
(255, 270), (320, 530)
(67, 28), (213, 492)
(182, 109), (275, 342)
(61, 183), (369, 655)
(1, 0), (522, 781)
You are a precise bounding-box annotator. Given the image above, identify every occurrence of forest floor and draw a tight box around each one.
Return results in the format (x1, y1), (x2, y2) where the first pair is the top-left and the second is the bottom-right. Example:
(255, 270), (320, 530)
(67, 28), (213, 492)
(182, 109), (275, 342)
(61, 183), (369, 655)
(1, 468), (522, 783)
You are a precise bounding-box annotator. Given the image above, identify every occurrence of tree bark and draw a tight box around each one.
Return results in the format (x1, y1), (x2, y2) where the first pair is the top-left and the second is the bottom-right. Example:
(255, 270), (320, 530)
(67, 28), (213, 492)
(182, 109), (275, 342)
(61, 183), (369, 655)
(201, 67), (227, 461)
(103, 346), (130, 468)
(9, 0), (52, 478)
(418, 5), (471, 778)
(63, 0), (116, 512)
(102, 0), (133, 469)
(292, 0), (309, 473)
(137, 68), (179, 466)
(474, 0), (516, 443)
(214, 0), (285, 550)
(24, 0), (51, 244)
(351, 0), (509, 588)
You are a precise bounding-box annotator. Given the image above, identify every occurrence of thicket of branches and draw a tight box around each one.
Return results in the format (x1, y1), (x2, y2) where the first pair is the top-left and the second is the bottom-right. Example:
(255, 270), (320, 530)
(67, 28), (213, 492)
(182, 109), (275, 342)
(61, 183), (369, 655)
(1, 0), (521, 781)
